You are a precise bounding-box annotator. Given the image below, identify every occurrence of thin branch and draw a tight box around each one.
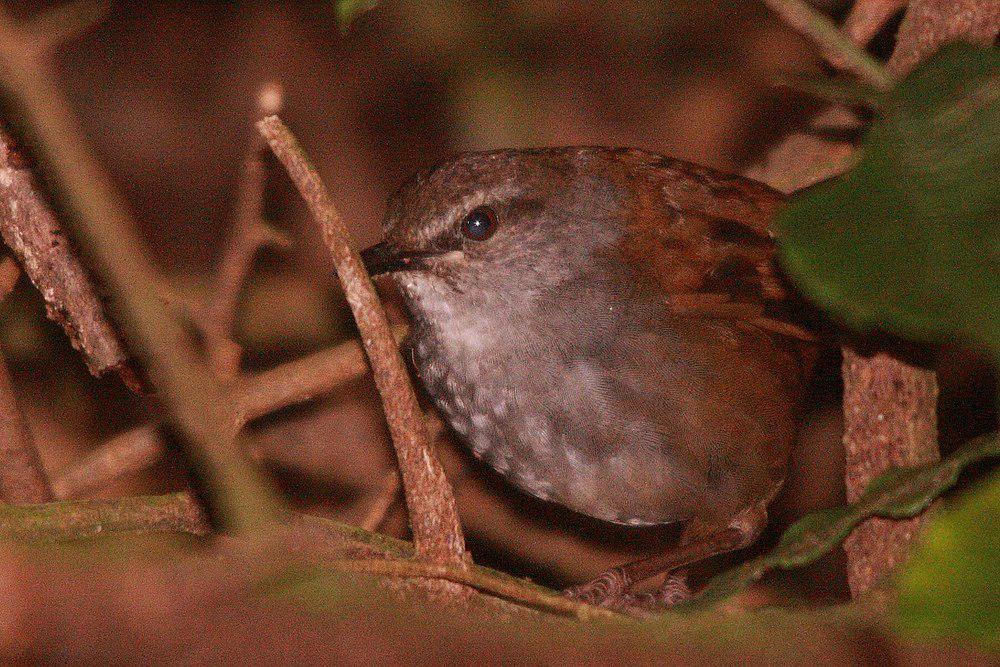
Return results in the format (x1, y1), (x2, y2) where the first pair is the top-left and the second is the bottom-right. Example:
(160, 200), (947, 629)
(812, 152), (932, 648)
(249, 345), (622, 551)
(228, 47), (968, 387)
(257, 116), (466, 565)
(231, 325), (405, 423)
(50, 424), (164, 499)
(359, 469), (400, 532)
(0, 9), (281, 531)
(0, 491), (209, 540)
(203, 82), (289, 379)
(0, 126), (131, 379)
(329, 558), (618, 620)
(764, 0), (895, 90)
(842, 0), (909, 47)
(53, 326), (407, 499)
(0, 258), (53, 504)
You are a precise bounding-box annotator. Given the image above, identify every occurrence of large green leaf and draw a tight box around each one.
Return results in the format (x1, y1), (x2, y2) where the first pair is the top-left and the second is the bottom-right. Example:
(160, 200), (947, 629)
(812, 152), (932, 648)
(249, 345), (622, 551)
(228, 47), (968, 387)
(776, 44), (1000, 354)
(896, 473), (1000, 647)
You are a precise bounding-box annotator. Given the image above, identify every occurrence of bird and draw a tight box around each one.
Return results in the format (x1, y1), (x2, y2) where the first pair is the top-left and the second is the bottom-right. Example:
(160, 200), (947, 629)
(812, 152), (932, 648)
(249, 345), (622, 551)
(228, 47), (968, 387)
(361, 146), (819, 607)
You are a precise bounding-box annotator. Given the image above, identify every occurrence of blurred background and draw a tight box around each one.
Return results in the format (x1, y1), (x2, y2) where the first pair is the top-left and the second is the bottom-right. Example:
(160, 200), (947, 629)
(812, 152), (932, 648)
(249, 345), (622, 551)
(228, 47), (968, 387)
(0, 0), (994, 600)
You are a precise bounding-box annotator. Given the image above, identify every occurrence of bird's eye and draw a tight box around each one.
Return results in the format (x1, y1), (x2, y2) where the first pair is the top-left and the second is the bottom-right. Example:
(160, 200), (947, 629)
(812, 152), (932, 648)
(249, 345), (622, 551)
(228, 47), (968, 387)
(461, 206), (498, 241)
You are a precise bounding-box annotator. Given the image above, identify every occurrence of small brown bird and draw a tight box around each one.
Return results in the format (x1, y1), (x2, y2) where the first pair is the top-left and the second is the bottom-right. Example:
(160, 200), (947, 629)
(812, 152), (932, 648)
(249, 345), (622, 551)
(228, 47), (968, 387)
(362, 147), (818, 606)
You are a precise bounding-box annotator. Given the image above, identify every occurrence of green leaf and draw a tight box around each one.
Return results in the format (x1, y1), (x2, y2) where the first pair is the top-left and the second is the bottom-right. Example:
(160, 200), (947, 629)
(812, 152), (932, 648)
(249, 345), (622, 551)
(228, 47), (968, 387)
(682, 433), (1000, 610)
(896, 473), (1000, 647)
(775, 44), (1000, 353)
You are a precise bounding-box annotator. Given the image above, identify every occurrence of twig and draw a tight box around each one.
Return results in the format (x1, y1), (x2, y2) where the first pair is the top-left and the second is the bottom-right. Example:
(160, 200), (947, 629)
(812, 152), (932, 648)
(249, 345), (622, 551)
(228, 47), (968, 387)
(231, 325), (405, 423)
(258, 116), (466, 565)
(0, 8), (281, 531)
(842, 0), (909, 47)
(54, 326), (408, 499)
(0, 126), (131, 379)
(0, 258), (53, 504)
(329, 558), (618, 620)
(50, 424), (164, 499)
(0, 491), (209, 540)
(203, 82), (288, 379)
(764, 0), (895, 90)
(359, 469), (400, 532)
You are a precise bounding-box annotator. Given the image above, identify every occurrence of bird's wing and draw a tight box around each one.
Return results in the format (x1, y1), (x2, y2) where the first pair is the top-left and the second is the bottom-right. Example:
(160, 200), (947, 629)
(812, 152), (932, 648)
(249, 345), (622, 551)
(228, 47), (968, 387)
(616, 152), (816, 343)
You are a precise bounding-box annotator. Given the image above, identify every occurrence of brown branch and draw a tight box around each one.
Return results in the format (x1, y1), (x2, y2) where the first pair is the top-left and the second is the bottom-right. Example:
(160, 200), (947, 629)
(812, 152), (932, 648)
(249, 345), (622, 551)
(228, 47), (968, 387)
(0, 9), (281, 531)
(0, 127), (130, 379)
(231, 325), (405, 423)
(842, 0), (909, 47)
(257, 116), (466, 565)
(328, 557), (616, 620)
(202, 81), (288, 379)
(50, 424), (163, 499)
(0, 491), (209, 540)
(359, 469), (400, 532)
(0, 258), (53, 504)
(764, 0), (894, 89)
(52, 328), (406, 499)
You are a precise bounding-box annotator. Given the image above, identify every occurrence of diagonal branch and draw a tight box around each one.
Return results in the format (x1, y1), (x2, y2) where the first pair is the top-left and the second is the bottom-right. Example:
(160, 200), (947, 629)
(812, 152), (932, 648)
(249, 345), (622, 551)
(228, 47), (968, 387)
(842, 0), (909, 47)
(764, 0), (895, 89)
(257, 116), (467, 565)
(202, 81), (288, 379)
(52, 325), (407, 499)
(0, 127), (131, 380)
(0, 8), (281, 531)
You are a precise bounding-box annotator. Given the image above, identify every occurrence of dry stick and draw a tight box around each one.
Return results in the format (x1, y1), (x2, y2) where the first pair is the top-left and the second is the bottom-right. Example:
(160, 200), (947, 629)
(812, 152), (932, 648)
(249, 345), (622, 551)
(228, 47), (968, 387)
(842, 0), (909, 47)
(203, 82), (288, 379)
(0, 491), (209, 540)
(0, 9), (281, 531)
(764, 0), (895, 90)
(258, 116), (467, 565)
(0, 258), (53, 503)
(329, 558), (616, 621)
(0, 127), (130, 379)
(840, 0), (999, 598)
(360, 469), (401, 532)
(50, 423), (163, 499)
(52, 325), (407, 499)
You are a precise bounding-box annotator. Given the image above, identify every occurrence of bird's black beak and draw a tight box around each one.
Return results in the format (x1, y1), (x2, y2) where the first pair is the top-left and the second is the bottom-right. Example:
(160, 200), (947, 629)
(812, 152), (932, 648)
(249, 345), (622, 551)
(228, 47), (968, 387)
(360, 241), (403, 277)
(361, 241), (439, 276)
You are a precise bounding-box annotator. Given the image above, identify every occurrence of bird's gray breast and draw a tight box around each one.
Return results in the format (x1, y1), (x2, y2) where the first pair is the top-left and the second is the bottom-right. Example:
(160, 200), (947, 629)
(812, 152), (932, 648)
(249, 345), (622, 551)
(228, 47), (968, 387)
(404, 283), (695, 527)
